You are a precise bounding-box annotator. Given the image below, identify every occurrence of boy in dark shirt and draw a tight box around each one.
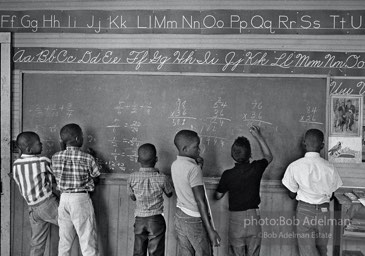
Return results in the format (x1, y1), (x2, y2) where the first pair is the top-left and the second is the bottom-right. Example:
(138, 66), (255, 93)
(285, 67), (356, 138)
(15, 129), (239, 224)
(214, 125), (273, 256)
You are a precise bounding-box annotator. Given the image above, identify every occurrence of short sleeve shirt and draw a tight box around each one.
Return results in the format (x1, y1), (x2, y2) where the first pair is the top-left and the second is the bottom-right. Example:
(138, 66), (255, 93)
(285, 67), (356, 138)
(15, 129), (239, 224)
(127, 167), (174, 217)
(216, 159), (268, 211)
(171, 156), (204, 214)
(51, 146), (100, 192)
(282, 152), (343, 204)
(13, 154), (53, 205)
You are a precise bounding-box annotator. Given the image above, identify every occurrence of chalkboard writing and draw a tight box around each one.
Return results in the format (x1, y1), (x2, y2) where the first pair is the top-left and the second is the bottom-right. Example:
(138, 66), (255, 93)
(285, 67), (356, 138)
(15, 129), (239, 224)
(13, 47), (365, 76)
(22, 73), (326, 179)
(330, 78), (365, 96)
(1, 10), (365, 34)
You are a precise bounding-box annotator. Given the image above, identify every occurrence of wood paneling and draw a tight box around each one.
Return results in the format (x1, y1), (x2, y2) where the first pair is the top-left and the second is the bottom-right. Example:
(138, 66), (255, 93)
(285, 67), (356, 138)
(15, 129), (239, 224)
(11, 176), (300, 256)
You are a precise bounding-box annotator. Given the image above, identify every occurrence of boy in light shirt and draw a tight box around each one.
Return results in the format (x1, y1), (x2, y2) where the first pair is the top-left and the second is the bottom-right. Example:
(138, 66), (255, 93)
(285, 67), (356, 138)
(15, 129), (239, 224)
(171, 129), (221, 256)
(282, 129), (342, 256)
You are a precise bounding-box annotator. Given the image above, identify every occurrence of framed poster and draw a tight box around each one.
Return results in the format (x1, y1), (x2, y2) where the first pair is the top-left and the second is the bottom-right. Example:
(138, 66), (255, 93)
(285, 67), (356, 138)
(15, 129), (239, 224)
(330, 95), (363, 137)
(328, 136), (362, 163)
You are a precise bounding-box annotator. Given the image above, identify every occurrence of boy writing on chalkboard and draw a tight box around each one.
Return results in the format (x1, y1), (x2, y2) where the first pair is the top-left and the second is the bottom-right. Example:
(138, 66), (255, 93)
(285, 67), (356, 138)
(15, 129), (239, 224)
(12, 131), (59, 256)
(171, 129), (221, 256)
(127, 143), (174, 256)
(282, 129), (343, 256)
(214, 125), (273, 256)
(51, 123), (100, 256)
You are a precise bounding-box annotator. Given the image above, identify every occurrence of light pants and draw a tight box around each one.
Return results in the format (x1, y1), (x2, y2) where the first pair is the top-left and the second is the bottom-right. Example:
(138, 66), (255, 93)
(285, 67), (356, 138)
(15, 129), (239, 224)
(58, 193), (98, 256)
(296, 201), (330, 256)
(228, 209), (261, 256)
(29, 194), (59, 256)
(174, 208), (213, 256)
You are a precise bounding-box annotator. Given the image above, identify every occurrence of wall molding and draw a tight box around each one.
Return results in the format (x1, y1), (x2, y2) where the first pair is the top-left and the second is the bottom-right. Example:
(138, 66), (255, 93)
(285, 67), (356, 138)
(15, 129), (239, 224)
(12, 34), (365, 52)
(1, 1), (365, 10)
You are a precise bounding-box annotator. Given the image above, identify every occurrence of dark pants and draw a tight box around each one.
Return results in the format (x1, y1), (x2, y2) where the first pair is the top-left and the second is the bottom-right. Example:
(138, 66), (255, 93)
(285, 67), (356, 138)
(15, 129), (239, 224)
(133, 214), (166, 256)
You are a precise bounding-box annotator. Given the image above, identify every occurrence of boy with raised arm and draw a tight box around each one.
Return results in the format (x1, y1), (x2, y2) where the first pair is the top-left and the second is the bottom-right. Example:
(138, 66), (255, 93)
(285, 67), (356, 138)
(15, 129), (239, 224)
(214, 125), (273, 256)
(171, 129), (221, 256)
(128, 143), (174, 256)
(282, 129), (342, 256)
(52, 123), (100, 256)
(13, 131), (59, 256)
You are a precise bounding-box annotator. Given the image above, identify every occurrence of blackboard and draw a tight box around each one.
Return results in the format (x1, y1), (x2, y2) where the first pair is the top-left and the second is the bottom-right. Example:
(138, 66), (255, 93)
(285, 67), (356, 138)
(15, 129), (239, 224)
(22, 73), (326, 179)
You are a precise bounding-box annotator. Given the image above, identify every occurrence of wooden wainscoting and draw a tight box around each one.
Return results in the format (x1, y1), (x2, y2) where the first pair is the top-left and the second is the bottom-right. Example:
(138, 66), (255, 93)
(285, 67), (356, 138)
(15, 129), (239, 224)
(11, 174), (299, 256)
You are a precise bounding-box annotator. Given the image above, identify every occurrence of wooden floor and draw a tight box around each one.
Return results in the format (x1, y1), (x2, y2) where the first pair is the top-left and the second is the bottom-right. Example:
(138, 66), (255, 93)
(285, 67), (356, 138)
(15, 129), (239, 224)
(11, 175), (303, 256)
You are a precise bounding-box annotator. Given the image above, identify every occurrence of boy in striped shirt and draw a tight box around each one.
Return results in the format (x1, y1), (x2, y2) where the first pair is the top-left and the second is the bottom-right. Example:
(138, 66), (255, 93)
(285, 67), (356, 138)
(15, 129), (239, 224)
(13, 131), (59, 256)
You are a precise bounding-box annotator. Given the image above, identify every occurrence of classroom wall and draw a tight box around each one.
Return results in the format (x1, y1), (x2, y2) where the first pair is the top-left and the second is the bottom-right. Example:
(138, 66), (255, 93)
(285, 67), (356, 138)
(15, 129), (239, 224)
(2, 0), (365, 255)
(11, 176), (300, 256)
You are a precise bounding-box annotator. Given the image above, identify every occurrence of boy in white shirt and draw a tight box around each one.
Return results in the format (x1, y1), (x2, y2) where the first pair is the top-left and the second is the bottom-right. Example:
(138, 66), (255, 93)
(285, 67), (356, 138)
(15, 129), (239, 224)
(171, 129), (221, 256)
(282, 129), (342, 256)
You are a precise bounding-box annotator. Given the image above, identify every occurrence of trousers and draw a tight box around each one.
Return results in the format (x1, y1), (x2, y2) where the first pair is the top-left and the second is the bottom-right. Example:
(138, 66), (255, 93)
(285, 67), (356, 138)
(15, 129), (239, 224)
(296, 201), (330, 256)
(174, 208), (212, 256)
(133, 214), (166, 256)
(28, 194), (59, 256)
(58, 193), (98, 256)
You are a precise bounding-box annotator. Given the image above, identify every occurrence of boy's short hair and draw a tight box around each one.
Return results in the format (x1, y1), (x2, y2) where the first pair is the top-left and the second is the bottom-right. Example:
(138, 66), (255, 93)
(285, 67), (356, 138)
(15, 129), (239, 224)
(231, 136), (251, 163)
(138, 143), (157, 165)
(304, 129), (324, 149)
(16, 131), (39, 152)
(60, 123), (82, 144)
(174, 130), (199, 151)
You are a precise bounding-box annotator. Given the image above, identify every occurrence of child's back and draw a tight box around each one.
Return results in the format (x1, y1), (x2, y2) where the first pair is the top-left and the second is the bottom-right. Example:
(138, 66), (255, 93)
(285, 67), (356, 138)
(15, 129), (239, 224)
(51, 123), (100, 256)
(282, 128), (342, 256)
(127, 143), (173, 256)
(13, 131), (59, 256)
(171, 130), (220, 256)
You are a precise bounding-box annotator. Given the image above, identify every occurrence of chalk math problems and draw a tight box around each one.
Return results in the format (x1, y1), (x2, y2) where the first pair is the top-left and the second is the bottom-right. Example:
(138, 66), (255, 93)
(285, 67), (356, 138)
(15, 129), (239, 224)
(22, 74), (326, 178)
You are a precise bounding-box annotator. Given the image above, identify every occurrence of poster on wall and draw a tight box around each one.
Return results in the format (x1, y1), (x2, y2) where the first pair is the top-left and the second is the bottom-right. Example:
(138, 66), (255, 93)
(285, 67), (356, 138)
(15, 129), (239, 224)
(328, 137), (362, 163)
(330, 95), (363, 137)
(363, 127), (365, 162)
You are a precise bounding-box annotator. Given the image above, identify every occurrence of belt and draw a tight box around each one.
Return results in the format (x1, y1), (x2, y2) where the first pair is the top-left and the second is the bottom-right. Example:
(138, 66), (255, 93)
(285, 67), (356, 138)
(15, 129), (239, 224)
(298, 200), (330, 210)
(61, 190), (88, 194)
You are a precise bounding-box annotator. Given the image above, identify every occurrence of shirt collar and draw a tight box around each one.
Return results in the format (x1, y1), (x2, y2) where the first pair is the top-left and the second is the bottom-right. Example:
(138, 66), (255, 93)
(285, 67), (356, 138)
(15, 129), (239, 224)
(177, 155), (197, 164)
(66, 146), (80, 151)
(304, 152), (321, 158)
(139, 167), (159, 173)
(20, 154), (37, 158)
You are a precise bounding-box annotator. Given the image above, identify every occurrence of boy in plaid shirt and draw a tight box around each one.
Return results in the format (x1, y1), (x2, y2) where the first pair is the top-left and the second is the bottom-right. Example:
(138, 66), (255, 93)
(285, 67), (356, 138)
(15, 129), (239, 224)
(13, 131), (59, 256)
(51, 123), (100, 256)
(128, 143), (174, 256)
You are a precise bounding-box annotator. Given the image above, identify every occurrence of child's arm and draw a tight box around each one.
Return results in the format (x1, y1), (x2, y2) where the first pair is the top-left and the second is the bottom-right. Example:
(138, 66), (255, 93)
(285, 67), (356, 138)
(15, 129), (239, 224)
(250, 125), (273, 163)
(288, 191), (297, 199)
(86, 147), (101, 186)
(127, 177), (137, 201)
(129, 194), (137, 201)
(192, 185), (221, 247)
(163, 176), (174, 198)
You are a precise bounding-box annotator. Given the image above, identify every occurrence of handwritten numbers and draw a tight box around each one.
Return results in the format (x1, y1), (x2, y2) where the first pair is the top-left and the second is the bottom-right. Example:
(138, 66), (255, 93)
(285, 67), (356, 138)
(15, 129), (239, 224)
(170, 98), (189, 126)
(251, 99), (263, 110)
(299, 105), (322, 125)
(242, 100), (272, 127)
(87, 135), (96, 143)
